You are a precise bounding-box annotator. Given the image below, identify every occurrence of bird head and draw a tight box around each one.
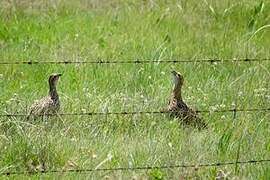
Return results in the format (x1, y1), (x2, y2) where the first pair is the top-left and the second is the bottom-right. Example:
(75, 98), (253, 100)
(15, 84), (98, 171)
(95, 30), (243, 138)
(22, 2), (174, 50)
(171, 70), (184, 86)
(49, 73), (62, 86)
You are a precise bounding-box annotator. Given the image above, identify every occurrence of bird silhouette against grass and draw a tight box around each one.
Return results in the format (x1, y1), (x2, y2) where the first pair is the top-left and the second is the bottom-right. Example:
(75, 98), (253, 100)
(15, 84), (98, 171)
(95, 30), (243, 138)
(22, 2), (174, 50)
(168, 70), (207, 129)
(27, 73), (62, 120)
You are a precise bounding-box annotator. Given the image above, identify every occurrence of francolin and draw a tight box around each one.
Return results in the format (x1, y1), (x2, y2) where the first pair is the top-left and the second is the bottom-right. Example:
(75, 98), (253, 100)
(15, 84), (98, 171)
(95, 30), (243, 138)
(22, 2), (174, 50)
(28, 73), (62, 119)
(168, 71), (207, 129)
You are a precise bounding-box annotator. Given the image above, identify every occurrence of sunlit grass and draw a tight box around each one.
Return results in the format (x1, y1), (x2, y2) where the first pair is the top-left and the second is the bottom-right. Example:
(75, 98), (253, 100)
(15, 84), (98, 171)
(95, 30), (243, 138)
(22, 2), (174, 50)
(0, 0), (270, 179)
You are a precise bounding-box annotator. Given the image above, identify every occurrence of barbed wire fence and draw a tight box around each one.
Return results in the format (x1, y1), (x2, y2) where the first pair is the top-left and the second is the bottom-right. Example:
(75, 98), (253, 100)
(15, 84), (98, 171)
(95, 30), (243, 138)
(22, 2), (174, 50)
(1, 107), (269, 117)
(1, 57), (269, 118)
(0, 57), (270, 65)
(2, 159), (270, 176)
(1, 57), (270, 176)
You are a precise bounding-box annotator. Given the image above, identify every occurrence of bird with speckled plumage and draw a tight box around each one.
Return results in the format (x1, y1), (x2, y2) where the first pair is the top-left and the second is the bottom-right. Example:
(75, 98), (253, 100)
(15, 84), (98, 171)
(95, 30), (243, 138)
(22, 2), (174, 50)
(168, 70), (207, 129)
(27, 73), (62, 119)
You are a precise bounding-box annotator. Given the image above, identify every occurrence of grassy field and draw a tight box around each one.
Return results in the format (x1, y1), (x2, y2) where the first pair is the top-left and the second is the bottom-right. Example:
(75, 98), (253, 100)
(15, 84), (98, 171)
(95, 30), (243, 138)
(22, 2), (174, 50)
(0, 0), (270, 179)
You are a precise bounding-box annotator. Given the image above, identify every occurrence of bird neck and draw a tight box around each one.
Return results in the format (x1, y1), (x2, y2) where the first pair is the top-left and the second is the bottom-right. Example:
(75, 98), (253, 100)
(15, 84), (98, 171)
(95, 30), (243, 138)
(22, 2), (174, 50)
(49, 84), (58, 100)
(172, 83), (182, 101)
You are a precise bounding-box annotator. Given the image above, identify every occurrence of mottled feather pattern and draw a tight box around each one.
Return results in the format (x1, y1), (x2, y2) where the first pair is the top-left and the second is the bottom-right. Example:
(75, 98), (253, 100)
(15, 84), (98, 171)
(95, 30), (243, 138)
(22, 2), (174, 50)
(168, 71), (207, 129)
(168, 98), (196, 120)
(29, 96), (60, 116)
(27, 73), (61, 119)
(168, 98), (207, 129)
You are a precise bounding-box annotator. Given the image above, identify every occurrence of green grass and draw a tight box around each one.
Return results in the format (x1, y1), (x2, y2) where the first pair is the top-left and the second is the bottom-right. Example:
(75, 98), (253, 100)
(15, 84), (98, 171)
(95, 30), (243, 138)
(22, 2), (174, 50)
(0, 0), (270, 179)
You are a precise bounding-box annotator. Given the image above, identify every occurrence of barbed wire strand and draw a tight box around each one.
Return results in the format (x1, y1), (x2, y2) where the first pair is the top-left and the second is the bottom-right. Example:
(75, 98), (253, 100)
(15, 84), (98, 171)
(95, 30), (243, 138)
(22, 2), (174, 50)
(1, 58), (270, 65)
(1, 107), (269, 117)
(2, 159), (270, 176)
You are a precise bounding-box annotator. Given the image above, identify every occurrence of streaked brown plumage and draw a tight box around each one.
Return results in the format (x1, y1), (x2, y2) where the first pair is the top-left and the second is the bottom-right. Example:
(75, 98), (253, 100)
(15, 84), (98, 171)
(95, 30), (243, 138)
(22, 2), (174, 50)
(27, 73), (62, 119)
(168, 71), (207, 129)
